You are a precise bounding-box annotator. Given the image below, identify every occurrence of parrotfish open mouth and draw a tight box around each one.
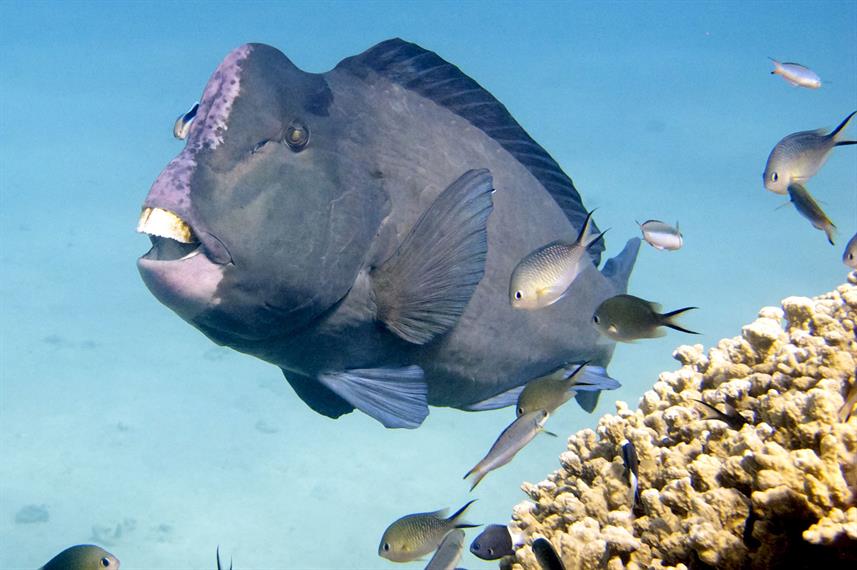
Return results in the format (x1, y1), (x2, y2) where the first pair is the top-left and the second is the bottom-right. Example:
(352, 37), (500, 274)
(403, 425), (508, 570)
(137, 207), (202, 262)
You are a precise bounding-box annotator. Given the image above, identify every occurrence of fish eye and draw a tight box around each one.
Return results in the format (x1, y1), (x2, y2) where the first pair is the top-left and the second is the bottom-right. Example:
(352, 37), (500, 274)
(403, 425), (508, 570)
(100, 558), (111, 568)
(517, 406), (524, 415)
(771, 172), (778, 182)
(383, 543), (390, 552)
(593, 315), (600, 324)
(285, 120), (309, 151)
(514, 291), (522, 300)
(488, 547), (495, 555)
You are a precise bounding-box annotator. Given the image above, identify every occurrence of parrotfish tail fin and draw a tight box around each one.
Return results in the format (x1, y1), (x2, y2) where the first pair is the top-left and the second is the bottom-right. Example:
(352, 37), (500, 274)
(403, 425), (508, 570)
(575, 390), (601, 413)
(317, 366), (428, 428)
(601, 237), (642, 293)
(660, 306), (699, 335)
(448, 499), (479, 528)
(830, 110), (857, 143)
(282, 369), (355, 419)
(372, 169), (494, 344)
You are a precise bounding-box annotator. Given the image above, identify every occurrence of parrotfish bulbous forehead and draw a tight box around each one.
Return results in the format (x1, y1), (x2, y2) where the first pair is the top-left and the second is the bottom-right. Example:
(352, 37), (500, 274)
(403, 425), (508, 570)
(138, 42), (383, 343)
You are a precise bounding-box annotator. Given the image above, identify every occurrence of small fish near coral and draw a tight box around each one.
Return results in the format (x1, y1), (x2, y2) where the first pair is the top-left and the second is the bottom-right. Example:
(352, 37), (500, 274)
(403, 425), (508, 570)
(532, 537), (565, 570)
(378, 500), (478, 563)
(842, 232), (857, 270)
(592, 294), (699, 342)
(516, 362), (620, 418)
(464, 410), (553, 491)
(621, 441), (641, 511)
(768, 57), (822, 89)
(137, 38), (642, 430)
(692, 399), (749, 430)
(763, 110), (856, 194)
(39, 545), (119, 570)
(469, 524), (515, 560)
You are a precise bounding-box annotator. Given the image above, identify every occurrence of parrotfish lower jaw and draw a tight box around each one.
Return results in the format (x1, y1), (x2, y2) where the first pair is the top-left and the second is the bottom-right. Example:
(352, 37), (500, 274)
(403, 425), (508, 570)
(137, 207), (225, 321)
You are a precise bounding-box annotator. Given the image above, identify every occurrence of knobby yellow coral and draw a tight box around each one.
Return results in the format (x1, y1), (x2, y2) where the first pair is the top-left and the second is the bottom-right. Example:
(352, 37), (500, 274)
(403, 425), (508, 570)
(506, 274), (857, 569)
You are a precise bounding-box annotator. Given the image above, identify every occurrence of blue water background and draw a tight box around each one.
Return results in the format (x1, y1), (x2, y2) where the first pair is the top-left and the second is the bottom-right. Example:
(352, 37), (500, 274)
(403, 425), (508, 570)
(1, 1), (856, 568)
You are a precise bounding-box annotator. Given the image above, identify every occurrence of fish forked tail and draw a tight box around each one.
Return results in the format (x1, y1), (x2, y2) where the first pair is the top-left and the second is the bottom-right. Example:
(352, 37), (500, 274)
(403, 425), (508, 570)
(447, 499), (480, 528)
(823, 222), (837, 246)
(577, 209), (608, 251)
(659, 306), (700, 335)
(830, 110), (857, 146)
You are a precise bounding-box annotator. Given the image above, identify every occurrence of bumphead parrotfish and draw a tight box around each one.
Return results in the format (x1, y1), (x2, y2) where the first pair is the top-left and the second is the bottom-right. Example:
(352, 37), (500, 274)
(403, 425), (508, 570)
(137, 39), (641, 429)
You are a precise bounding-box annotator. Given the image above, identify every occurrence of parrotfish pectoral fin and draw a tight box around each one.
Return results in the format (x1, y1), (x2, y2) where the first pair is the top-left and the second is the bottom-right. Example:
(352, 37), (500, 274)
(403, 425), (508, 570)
(317, 366), (428, 428)
(570, 365), (621, 392)
(575, 390), (601, 413)
(282, 369), (355, 419)
(462, 385), (526, 411)
(372, 169), (494, 344)
(600, 238), (641, 293)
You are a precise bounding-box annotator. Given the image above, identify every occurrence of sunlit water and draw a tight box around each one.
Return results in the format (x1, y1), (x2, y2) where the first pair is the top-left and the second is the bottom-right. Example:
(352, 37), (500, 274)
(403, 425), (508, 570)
(1, 1), (856, 568)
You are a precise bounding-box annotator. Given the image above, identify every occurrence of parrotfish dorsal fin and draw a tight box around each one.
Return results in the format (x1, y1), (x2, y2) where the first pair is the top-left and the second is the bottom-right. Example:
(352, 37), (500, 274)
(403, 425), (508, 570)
(337, 38), (603, 265)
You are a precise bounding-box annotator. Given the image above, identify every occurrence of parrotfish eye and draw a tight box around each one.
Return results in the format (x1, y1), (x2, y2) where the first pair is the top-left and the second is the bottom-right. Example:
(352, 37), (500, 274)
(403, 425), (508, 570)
(100, 558), (110, 567)
(514, 291), (523, 300)
(285, 120), (309, 151)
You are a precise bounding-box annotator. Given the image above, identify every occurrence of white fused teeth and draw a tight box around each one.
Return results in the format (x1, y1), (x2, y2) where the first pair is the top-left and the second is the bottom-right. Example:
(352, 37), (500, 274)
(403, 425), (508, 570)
(137, 207), (195, 243)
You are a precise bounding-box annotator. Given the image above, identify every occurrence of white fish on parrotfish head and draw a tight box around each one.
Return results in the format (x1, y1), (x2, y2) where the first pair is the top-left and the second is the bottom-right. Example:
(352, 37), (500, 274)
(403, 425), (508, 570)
(769, 58), (822, 89)
(173, 102), (199, 140)
(637, 220), (683, 251)
(763, 110), (857, 194)
(509, 210), (606, 310)
(844, 232), (857, 270)
(786, 182), (837, 245)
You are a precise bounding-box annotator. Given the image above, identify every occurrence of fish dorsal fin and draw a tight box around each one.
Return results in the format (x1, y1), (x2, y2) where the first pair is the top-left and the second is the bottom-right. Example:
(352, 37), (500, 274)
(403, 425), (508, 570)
(337, 38), (603, 265)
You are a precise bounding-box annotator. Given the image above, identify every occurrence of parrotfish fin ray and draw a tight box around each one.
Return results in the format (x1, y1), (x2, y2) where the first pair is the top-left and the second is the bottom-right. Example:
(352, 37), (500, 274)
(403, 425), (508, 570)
(830, 110), (856, 142)
(601, 237), (642, 293)
(372, 169), (494, 344)
(660, 306), (699, 335)
(462, 385), (525, 411)
(281, 369), (355, 419)
(575, 390), (601, 413)
(337, 37), (603, 265)
(317, 366), (428, 429)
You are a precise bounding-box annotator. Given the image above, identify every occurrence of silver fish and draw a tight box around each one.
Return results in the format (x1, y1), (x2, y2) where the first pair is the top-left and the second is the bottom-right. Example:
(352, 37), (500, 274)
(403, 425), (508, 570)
(379, 500), (478, 563)
(173, 102), (199, 140)
(692, 399), (748, 430)
(763, 110), (856, 194)
(509, 210), (605, 309)
(769, 58), (821, 89)
(464, 410), (550, 490)
(424, 529), (466, 570)
(637, 219), (682, 251)
(843, 232), (857, 270)
(786, 183), (837, 245)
